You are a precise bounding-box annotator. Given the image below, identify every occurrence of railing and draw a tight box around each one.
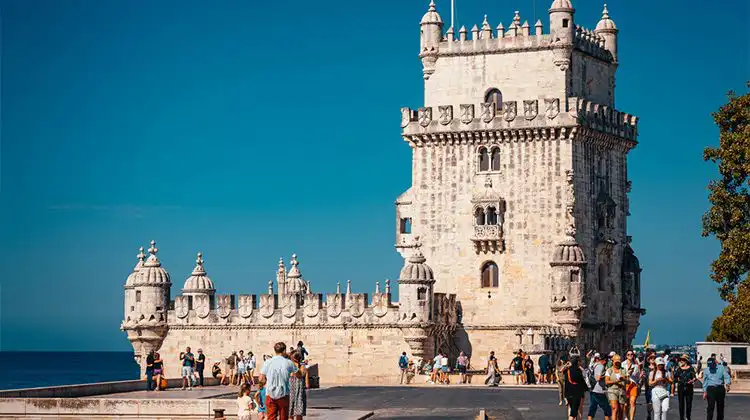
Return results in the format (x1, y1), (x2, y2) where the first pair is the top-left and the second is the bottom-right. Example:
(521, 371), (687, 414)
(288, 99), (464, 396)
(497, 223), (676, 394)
(472, 224), (502, 240)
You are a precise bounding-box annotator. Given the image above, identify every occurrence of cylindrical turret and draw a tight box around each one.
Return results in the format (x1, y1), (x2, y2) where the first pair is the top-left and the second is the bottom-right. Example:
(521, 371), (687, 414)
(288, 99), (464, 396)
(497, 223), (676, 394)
(419, 0), (443, 79)
(595, 4), (618, 62)
(397, 249), (435, 323)
(548, 0), (575, 44)
(124, 247), (146, 325)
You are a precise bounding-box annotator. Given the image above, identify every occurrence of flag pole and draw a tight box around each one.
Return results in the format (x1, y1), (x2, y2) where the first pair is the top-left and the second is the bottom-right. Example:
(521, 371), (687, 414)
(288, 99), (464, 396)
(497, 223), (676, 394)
(451, 0), (455, 29)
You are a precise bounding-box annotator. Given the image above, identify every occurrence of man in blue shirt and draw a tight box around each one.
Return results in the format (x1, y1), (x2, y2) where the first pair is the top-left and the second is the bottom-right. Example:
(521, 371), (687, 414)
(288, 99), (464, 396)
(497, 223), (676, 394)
(260, 342), (296, 420)
(180, 346), (195, 390)
(702, 357), (731, 420)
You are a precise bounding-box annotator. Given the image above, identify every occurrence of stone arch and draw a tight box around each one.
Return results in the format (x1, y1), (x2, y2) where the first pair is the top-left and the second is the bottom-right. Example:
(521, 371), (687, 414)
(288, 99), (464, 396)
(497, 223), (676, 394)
(484, 88), (503, 112)
(480, 260), (499, 288)
(474, 207), (486, 225)
(478, 146), (489, 172)
(490, 147), (501, 171)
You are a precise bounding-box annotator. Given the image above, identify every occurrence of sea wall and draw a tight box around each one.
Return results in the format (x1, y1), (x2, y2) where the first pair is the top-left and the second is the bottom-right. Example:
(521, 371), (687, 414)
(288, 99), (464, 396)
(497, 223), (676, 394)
(0, 378), (220, 399)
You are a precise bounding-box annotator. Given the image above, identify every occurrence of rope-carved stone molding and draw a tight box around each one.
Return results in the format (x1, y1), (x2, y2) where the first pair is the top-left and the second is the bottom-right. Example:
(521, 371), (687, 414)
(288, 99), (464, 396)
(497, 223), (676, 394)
(168, 322), (437, 331)
(404, 127), (577, 147)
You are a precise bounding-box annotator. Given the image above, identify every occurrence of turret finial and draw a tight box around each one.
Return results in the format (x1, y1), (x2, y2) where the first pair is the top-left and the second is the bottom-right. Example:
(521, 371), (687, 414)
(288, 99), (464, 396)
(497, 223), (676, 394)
(385, 279), (391, 294)
(428, 0), (436, 11)
(346, 279), (352, 295)
(148, 240), (157, 255)
(375, 281), (381, 294)
(336, 281), (341, 294)
(602, 3), (610, 20)
(137, 247), (146, 262)
(268, 280), (273, 294)
(307, 280), (311, 293)
(196, 252), (204, 267)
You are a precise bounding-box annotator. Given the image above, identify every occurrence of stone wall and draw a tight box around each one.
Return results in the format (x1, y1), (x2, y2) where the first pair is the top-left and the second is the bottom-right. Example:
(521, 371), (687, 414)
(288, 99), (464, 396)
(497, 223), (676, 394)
(158, 326), (412, 385)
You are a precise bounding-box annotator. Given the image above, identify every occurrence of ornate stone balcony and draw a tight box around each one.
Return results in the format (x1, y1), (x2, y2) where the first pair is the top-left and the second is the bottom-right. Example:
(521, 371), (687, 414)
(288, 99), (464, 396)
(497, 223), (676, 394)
(471, 224), (504, 254)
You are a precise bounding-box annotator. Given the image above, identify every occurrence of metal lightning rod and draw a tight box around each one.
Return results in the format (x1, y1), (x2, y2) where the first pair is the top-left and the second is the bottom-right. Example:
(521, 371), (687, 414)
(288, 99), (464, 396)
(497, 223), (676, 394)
(451, 0), (455, 30)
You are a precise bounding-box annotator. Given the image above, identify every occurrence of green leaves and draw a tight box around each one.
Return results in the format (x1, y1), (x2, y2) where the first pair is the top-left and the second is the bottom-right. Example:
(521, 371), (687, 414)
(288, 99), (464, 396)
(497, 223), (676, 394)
(703, 82), (750, 301)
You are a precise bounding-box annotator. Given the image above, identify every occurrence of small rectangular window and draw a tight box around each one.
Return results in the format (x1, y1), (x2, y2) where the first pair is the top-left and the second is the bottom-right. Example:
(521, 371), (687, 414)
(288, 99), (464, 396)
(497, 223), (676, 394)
(400, 217), (412, 234)
(135, 291), (141, 302)
(563, 19), (569, 28)
(156, 307), (162, 312)
(417, 287), (426, 301)
(731, 347), (748, 365)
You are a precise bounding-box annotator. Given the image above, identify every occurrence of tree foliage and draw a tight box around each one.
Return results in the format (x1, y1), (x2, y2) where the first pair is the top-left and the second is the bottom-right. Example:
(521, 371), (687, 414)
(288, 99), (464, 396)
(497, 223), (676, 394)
(707, 280), (750, 342)
(702, 82), (750, 301)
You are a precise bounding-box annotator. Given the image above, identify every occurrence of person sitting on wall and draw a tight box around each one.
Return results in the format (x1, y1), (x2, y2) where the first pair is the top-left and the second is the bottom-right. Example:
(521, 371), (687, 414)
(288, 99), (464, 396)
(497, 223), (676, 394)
(213, 360), (227, 385)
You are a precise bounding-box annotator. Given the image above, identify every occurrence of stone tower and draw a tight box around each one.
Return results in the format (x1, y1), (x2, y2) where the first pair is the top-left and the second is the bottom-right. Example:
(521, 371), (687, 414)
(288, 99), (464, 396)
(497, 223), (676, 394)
(121, 241), (171, 376)
(396, 1), (643, 361)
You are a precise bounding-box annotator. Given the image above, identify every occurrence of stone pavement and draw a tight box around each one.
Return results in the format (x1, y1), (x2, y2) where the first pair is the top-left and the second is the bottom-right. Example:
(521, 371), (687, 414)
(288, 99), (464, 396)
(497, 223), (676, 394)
(307, 386), (750, 419)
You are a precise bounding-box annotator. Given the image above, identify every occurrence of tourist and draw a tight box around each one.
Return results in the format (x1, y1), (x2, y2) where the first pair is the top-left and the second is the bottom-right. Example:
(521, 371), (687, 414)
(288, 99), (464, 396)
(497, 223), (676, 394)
(648, 357), (673, 420)
(255, 377), (268, 420)
(247, 352), (257, 385)
(702, 356), (731, 420)
(289, 350), (308, 420)
(538, 353), (550, 384)
(180, 346), (195, 390)
(621, 350), (640, 420)
(431, 352), (443, 384)
(440, 353), (450, 384)
(153, 352), (164, 391)
(213, 360), (227, 385)
(674, 354), (697, 420)
(297, 341), (309, 363)
(555, 357), (567, 406)
(456, 351), (469, 384)
(604, 354), (627, 420)
(227, 351), (239, 386)
(524, 354), (536, 385)
(237, 383), (255, 420)
(398, 351), (409, 384)
(238, 350), (247, 385)
(563, 356), (587, 420)
(260, 342), (296, 420)
(510, 350), (524, 385)
(587, 353), (611, 420)
(145, 350), (155, 391)
(195, 349), (206, 387)
(486, 351), (500, 387)
(642, 352), (656, 420)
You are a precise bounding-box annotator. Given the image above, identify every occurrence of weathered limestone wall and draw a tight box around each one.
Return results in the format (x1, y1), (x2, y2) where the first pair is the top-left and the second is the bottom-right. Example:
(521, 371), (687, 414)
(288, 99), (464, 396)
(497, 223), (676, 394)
(570, 52), (615, 106)
(158, 326), (410, 384)
(425, 50), (564, 107)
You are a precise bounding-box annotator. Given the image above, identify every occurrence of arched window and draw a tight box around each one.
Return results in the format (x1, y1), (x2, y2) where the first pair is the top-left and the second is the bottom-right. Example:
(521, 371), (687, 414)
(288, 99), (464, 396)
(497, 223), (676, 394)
(484, 88), (503, 112)
(490, 147), (501, 171)
(478, 147), (489, 172)
(486, 206), (498, 225)
(136, 291), (141, 302)
(598, 264), (607, 291)
(481, 261), (499, 288)
(474, 207), (486, 225)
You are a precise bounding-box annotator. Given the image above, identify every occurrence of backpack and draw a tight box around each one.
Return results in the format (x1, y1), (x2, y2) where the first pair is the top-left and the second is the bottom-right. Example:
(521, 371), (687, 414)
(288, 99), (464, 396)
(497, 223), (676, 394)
(398, 355), (409, 369)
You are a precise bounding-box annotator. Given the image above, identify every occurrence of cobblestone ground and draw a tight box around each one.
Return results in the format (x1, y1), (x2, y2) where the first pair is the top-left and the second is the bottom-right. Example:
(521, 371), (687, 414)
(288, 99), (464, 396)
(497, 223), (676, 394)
(308, 386), (750, 420)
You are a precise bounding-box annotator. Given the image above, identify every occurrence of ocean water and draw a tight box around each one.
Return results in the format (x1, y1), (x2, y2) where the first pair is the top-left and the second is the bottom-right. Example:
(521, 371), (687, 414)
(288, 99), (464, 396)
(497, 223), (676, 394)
(0, 351), (140, 390)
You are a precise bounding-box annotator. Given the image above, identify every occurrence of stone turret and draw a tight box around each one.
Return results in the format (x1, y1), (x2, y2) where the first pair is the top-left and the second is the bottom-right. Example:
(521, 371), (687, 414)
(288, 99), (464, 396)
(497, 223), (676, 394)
(549, 0), (575, 70)
(549, 226), (587, 339)
(595, 4), (618, 62)
(419, 0), (443, 80)
(277, 258), (287, 295)
(122, 240), (171, 377)
(182, 252), (215, 297)
(286, 254), (307, 294)
(397, 239), (436, 361)
(124, 247), (145, 322)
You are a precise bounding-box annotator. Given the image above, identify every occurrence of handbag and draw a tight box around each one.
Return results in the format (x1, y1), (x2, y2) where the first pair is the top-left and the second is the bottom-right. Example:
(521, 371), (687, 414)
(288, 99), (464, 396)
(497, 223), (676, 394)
(652, 387), (669, 401)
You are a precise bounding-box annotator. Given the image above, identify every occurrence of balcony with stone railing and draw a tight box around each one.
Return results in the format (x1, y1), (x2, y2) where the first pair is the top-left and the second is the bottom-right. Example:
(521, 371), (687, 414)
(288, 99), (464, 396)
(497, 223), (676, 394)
(471, 224), (504, 254)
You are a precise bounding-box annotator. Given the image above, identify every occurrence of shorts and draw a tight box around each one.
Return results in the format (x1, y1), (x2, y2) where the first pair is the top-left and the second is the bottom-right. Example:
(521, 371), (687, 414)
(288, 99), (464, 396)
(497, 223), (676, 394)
(607, 386), (627, 404)
(588, 392), (612, 417)
(626, 383), (639, 399)
(441, 366), (449, 373)
(513, 370), (523, 375)
(238, 367), (246, 375)
(540, 367), (549, 375)
(153, 369), (162, 375)
(458, 365), (467, 374)
(182, 366), (193, 378)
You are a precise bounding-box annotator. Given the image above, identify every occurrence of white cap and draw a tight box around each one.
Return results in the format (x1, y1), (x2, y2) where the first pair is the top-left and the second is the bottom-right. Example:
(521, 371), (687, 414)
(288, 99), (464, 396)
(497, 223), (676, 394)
(594, 352), (601, 359)
(609, 351), (616, 357)
(655, 357), (666, 365)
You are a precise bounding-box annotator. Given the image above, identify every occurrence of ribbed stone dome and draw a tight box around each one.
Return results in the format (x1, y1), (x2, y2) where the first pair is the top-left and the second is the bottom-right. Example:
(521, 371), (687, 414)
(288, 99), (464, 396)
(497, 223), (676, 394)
(124, 247), (146, 289)
(399, 250), (435, 281)
(286, 254), (308, 293)
(551, 228), (586, 265)
(549, 0), (574, 11)
(420, 0), (443, 25)
(182, 252), (215, 295)
(595, 4), (617, 31)
(135, 241), (171, 285)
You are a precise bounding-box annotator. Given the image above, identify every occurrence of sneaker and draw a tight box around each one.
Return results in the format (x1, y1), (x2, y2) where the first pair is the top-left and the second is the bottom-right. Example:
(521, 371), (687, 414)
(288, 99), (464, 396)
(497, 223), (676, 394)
(558, 401), (563, 406)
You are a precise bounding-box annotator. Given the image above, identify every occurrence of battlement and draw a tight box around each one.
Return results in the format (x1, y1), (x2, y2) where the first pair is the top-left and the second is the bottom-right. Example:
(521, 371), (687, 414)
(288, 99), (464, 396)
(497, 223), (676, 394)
(400, 97), (638, 145)
(573, 25), (612, 62)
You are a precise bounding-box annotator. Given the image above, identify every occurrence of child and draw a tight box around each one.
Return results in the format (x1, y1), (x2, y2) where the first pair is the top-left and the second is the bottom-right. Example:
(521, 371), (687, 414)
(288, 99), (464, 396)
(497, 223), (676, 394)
(237, 384), (254, 420)
(254, 378), (267, 420)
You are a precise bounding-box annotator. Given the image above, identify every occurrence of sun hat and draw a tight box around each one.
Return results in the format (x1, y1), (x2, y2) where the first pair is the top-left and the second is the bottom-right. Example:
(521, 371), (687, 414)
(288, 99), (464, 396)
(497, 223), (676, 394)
(680, 354), (690, 361)
(655, 357), (665, 365)
(609, 351), (616, 357)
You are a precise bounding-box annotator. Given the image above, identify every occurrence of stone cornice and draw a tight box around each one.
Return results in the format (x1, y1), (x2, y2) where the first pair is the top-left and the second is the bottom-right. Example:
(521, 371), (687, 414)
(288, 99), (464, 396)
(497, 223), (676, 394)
(404, 126), (577, 148)
(168, 322), (431, 330)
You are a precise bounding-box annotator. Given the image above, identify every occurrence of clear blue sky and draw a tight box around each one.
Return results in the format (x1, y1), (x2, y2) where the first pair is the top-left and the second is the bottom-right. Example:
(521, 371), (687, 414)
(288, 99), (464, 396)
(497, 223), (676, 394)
(1, 0), (747, 351)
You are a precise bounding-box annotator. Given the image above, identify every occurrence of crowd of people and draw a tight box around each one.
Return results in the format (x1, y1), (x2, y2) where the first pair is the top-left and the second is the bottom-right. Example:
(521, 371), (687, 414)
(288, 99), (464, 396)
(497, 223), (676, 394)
(143, 341), (311, 420)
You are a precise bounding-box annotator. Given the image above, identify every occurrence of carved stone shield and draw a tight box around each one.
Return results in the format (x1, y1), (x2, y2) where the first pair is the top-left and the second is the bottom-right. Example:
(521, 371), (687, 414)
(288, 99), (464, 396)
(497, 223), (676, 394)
(418, 107), (432, 127)
(372, 294), (388, 318)
(260, 294), (275, 318)
(545, 98), (560, 119)
(327, 294), (343, 318)
(238, 295), (254, 318)
(194, 294), (210, 319)
(347, 294), (365, 318)
(281, 294), (297, 318)
(217, 295), (232, 319)
(524, 100), (539, 120)
(460, 104), (474, 124)
(481, 103), (496, 123)
(175, 296), (189, 319)
(438, 105), (453, 125)
(503, 101), (517, 122)
(304, 293), (320, 317)
(400, 107), (411, 128)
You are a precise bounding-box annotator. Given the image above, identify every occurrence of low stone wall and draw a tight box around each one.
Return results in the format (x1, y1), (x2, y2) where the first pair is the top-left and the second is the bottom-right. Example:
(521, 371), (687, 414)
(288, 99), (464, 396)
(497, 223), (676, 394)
(0, 378), (220, 399)
(0, 397), (236, 419)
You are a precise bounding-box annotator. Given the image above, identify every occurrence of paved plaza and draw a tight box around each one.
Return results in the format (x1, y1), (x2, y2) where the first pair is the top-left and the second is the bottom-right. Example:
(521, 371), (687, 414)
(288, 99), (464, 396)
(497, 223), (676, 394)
(307, 386), (750, 420)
